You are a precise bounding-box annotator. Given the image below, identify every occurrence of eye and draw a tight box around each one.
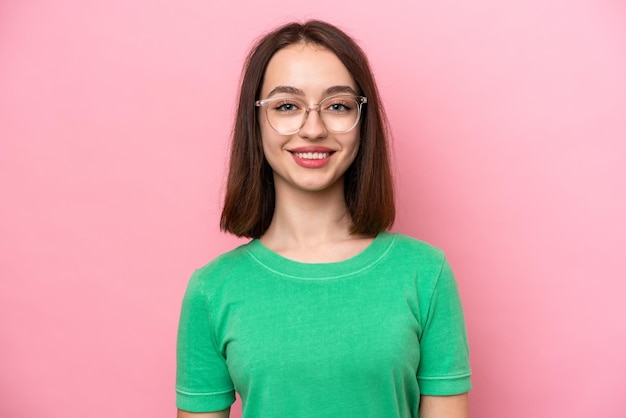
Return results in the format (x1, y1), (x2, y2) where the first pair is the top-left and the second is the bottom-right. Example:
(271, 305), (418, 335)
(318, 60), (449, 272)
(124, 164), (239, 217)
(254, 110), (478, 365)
(273, 100), (301, 113)
(324, 99), (353, 113)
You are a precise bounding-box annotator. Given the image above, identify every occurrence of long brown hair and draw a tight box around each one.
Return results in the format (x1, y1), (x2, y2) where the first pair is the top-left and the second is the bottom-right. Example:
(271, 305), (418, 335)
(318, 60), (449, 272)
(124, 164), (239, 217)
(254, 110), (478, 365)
(220, 20), (394, 238)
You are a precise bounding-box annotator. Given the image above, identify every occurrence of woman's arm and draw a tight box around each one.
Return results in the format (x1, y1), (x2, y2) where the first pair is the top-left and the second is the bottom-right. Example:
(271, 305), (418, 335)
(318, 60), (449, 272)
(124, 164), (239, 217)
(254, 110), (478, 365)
(177, 408), (230, 418)
(419, 394), (469, 418)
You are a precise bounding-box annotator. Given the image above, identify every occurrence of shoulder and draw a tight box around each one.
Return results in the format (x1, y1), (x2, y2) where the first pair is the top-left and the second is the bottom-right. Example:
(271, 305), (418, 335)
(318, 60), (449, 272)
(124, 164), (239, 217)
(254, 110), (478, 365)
(187, 241), (257, 292)
(385, 232), (446, 264)
(196, 242), (252, 274)
(383, 232), (452, 289)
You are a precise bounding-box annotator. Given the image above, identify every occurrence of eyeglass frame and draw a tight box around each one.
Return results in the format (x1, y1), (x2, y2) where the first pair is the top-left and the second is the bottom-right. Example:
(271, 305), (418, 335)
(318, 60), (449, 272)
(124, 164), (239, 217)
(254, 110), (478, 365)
(255, 94), (367, 135)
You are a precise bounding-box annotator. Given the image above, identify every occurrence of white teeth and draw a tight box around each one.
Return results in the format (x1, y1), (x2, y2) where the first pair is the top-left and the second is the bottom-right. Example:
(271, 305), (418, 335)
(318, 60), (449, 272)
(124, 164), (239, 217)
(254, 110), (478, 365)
(293, 152), (329, 160)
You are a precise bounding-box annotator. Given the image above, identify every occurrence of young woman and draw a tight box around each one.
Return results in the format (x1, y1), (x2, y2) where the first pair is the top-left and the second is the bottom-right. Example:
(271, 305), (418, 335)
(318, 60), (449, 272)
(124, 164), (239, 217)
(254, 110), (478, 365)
(176, 20), (471, 418)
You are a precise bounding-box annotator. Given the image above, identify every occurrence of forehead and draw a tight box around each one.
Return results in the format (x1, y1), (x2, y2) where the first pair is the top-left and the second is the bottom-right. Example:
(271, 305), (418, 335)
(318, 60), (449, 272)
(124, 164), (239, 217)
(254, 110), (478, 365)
(260, 43), (357, 98)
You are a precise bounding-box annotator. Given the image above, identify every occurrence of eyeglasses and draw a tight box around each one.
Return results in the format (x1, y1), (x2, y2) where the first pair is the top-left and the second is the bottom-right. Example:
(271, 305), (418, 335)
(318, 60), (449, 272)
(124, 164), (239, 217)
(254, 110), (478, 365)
(255, 94), (367, 135)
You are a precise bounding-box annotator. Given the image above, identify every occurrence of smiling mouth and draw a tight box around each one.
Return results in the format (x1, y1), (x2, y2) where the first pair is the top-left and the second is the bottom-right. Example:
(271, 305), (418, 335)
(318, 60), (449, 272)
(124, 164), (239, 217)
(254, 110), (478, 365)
(291, 151), (332, 160)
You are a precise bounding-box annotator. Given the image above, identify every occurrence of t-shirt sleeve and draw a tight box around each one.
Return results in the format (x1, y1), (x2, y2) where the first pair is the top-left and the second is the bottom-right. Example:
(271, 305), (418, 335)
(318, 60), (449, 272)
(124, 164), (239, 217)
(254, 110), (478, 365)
(176, 270), (236, 412)
(417, 257), (472, 395)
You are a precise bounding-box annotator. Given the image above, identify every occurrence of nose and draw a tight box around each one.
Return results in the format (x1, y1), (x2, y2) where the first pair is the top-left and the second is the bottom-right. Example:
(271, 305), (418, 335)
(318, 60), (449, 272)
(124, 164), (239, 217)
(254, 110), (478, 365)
(298, 106), (328, 140)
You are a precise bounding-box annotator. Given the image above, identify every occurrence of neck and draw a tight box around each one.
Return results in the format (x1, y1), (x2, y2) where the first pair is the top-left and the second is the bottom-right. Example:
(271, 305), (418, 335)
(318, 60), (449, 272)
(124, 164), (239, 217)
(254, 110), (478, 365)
(260, 178), (377, 263)
(268, 183), (350, 238)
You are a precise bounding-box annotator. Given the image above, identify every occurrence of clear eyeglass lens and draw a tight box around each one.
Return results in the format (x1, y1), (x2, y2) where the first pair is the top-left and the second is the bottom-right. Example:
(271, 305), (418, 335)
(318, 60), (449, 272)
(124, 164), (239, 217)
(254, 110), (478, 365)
(264, 95), (362, 135)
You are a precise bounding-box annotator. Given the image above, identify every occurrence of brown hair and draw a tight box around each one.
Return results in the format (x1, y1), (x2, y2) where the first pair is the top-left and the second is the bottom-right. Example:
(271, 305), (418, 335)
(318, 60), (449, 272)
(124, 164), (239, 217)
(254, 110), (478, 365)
(220, 20), (395, 238)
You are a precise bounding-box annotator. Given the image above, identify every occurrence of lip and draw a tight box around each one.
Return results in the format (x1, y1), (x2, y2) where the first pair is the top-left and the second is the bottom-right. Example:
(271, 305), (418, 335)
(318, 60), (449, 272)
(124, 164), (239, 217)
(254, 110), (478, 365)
(287, 146), (335, 153)
(287, 146), (335, 169)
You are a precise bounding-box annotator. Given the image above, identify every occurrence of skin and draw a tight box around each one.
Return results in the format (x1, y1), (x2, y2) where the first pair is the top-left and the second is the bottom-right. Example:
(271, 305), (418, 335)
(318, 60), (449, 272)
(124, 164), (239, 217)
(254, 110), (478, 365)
(177, 396), (469, 418)
(259, 43), (361, 196)
(258, 42), (372, 263)
(177, 395), (469, 418)
(178, 42), (469, 418)
(420, 393), (469, 418)
(177, 409), (229, 418)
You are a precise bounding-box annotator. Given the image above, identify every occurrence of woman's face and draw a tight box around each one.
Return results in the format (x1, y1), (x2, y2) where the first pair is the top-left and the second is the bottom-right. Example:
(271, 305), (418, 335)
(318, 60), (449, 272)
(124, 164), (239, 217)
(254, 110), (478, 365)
(258, 42), (361, 195)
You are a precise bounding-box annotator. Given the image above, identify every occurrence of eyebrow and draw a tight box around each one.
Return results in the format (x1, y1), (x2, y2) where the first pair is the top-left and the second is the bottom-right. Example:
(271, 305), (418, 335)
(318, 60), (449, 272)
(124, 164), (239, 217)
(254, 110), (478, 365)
(266, 85), (358, 98)
(324, 85), (358, 96)
(267, 86), (304, 97)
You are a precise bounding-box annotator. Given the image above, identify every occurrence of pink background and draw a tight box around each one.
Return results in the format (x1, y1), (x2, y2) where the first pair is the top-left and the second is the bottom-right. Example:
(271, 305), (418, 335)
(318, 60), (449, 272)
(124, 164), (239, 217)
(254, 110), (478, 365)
(1, 1), (625, 417)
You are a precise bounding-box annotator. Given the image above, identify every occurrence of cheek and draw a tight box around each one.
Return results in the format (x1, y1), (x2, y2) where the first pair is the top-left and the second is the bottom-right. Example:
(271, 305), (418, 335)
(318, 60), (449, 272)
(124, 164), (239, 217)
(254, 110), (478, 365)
(260, 133), (284, 172)
(260, 137), (274, 163)
(258, 118), (274, 153)
(347, 135), (361, 161)
(257, 108), (274, 139)
(259, 117), (282, 150)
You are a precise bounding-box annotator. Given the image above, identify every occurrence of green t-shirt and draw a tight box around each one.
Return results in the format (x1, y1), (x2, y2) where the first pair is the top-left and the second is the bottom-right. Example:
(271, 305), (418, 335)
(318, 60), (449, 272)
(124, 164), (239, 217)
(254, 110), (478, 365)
(176, 232), (471, 417)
